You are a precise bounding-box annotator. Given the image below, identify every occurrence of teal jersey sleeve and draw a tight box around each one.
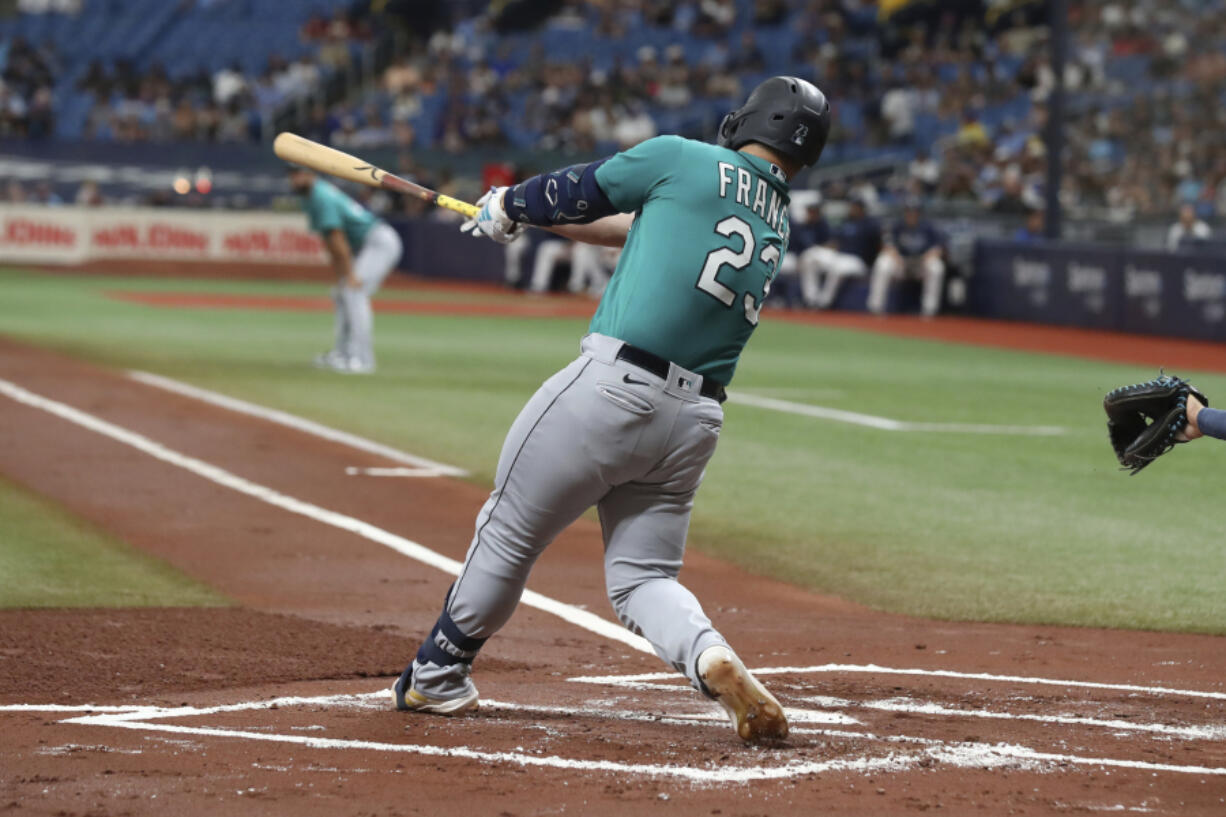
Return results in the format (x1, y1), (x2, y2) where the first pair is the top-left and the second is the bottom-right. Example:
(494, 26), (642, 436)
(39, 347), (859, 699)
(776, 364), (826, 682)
(594, 135), (686, 213)
(303, 179), (377, 252)
(311, 192), (344, 234)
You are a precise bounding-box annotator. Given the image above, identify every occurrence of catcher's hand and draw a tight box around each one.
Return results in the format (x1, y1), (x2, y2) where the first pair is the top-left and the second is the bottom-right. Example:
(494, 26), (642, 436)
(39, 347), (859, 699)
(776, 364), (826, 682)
(1103, 372), (1208, 475)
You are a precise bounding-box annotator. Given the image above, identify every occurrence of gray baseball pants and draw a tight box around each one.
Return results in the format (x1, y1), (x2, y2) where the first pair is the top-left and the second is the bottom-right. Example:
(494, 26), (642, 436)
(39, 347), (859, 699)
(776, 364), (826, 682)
(331, 221), (402, 366)
(414, 333), (729, 696)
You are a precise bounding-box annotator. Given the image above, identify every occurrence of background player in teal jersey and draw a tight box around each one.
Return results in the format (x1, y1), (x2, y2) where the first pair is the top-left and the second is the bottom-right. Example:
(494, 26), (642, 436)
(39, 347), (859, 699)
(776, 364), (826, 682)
(288, 167), (403, 374)
(393, 77), (831, 742)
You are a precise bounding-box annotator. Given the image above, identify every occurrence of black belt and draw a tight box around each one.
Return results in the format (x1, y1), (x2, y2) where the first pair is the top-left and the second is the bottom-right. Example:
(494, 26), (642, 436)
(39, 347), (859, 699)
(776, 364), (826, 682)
(615, 343), (727, 403)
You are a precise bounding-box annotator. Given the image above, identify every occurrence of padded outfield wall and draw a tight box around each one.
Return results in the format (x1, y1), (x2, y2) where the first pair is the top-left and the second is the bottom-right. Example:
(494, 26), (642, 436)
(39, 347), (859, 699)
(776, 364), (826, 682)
(971, 240), (1226, 342)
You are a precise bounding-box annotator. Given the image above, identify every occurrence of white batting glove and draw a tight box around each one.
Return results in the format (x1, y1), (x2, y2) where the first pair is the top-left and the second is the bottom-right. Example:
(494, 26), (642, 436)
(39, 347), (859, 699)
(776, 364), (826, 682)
(460, 187), (523, 244)
(458, 188), (491, 236)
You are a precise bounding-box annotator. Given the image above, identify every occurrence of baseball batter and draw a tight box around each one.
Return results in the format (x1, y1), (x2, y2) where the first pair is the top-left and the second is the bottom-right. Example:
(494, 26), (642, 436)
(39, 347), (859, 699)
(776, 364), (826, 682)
(288, 167), (403, 374)
(393, 77), (832, 742)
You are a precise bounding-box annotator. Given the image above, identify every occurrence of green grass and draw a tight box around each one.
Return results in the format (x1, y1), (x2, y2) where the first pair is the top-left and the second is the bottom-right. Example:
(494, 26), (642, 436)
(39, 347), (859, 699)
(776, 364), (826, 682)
(0, 475), (227, 608)
(1, 267), (1223, 631)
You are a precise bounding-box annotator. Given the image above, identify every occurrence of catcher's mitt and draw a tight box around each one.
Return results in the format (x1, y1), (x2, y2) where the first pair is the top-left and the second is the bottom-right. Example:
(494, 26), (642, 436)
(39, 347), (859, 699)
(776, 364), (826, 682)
(1103, 372), (1208, 475)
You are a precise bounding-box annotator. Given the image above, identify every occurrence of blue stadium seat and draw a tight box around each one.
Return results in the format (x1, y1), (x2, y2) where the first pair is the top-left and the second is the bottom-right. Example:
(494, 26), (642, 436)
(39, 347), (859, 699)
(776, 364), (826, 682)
(56, 91), (94, 139)
(1107, 54), (1151, 83)
(758, 27), (797, 73)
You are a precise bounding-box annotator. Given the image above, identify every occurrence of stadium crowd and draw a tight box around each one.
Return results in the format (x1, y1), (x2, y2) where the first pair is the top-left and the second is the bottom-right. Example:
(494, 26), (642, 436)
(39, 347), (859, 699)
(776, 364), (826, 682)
(72, 8), (367, 143)
(301, 0), (1226, 222)
(0, 35), (57, 138)
(77, 59), (260, 142)
(932, 0), (1226, 222)
(3, 0), (1226, 226)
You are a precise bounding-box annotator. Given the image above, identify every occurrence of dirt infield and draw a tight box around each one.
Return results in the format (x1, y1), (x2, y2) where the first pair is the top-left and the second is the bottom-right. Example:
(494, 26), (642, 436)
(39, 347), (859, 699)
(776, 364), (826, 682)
(0, 608), (417, 704)
(2, 336), (1226, 816)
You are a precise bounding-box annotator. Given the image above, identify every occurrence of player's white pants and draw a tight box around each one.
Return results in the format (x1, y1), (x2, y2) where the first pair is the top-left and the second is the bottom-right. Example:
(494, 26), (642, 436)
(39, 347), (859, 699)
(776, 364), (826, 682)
(528, 238), (570, 293)
(333, 222), (402, 366)
(868, 251), (945, 317)
(516, 240), (615, 296)
(503, 236), (529, 285)
(779, 252), (798, 277)
(798, 246), (867, 308)
(569, 243), (616, 297)
(413, 333), (729, 698)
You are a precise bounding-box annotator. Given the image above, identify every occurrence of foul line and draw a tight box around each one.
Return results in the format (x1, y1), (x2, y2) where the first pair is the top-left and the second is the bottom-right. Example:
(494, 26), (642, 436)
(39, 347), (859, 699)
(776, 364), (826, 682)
(51, 689), (1226, 781)
(50, 692), (910, 784)
(0, 704), (153, 713)
(569, 663), (1226, 701)
(0, 377), (650, 654)
(729, 392), (1067, 436)
(127, 370), (467, 477)
(66, 716), (915, 783)
(798, 695), (1226, 742)
(44, 692), (1018, 783)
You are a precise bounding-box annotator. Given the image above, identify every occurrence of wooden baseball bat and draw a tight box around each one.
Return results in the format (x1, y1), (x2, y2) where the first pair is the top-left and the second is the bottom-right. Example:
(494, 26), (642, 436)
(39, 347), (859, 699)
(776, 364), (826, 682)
(273, 132), (480, 219)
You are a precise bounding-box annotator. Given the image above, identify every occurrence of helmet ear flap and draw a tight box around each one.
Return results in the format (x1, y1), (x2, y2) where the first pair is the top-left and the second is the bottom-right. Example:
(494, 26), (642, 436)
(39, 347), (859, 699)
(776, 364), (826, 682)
(717, 112), (737, 148)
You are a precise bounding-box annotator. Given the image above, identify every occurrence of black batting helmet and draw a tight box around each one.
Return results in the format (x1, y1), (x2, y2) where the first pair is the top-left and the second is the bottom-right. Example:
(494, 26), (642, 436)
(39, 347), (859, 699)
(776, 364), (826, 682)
(717, 76), (832, 168)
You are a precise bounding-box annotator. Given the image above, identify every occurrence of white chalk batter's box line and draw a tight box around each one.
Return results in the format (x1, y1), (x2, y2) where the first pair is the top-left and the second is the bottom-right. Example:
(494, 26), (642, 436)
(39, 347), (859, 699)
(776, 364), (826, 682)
(127, 370), (468, 478)
(6, 663), (1225, 785)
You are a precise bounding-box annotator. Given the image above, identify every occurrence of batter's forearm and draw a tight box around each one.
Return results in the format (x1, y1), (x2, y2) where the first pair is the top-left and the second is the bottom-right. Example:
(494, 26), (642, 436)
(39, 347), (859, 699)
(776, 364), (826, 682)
(331, 255), (355, 283)
(330, 254), (352, 277)
(544, 214), (634, 248)
(502, 159), (620, 227)
(324, 230), (353, 279)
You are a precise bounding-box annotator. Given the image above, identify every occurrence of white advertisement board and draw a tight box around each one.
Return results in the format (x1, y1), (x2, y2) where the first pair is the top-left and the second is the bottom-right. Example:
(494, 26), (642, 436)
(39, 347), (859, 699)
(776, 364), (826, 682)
(0, 205), (326, 266)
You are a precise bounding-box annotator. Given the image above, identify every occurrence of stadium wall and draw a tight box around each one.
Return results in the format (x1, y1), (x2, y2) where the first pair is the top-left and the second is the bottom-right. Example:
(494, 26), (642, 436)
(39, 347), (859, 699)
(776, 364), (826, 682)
(972, 240), (1226, 342)
(0, 204), (325, 268)
(0, 204), (506, 282)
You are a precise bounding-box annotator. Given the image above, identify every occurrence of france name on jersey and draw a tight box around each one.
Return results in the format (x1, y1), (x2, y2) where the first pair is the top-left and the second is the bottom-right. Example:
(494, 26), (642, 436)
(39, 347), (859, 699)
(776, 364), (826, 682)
(590, 135), (790, 386)
(304, 178), (377, 252)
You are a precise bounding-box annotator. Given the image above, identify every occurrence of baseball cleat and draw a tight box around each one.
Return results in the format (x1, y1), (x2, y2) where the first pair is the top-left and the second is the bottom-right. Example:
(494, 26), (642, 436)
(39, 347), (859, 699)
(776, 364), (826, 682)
(343, 356), (375, 375)
(313, 352), (375, 374)
(390, 665), (479, 715)
(312, 350), (351, 372)
(697, 645), (788, 741)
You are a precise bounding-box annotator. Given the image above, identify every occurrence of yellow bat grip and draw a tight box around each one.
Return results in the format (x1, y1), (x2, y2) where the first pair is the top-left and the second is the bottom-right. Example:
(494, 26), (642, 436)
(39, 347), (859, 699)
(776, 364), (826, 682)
(436, 195), (481, 220)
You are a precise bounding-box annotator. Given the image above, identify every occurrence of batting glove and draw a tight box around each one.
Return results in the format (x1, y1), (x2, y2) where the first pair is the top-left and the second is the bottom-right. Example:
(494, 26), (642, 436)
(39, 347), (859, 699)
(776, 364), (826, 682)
(460, 187), (523, 244)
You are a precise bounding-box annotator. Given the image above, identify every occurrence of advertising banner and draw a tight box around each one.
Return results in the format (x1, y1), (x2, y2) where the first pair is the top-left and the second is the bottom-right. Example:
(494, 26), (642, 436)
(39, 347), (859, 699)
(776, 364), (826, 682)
(972, 240), (1226, 342)
(0, 205), (326, 266)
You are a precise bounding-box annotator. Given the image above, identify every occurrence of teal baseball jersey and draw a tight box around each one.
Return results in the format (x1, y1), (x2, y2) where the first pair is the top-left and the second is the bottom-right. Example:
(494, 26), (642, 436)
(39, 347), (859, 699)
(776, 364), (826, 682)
(591, 135), (791, 385)
(303, 178), (377, 252)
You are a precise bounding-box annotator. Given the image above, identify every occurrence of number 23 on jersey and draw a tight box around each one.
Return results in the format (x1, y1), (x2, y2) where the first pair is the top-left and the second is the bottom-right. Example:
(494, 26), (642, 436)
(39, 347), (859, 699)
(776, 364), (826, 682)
(695, 215), (781, 326)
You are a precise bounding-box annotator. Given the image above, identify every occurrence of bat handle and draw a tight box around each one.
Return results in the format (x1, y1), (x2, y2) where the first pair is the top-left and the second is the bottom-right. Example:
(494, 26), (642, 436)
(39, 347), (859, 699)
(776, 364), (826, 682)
(435, 194), (481, 220)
